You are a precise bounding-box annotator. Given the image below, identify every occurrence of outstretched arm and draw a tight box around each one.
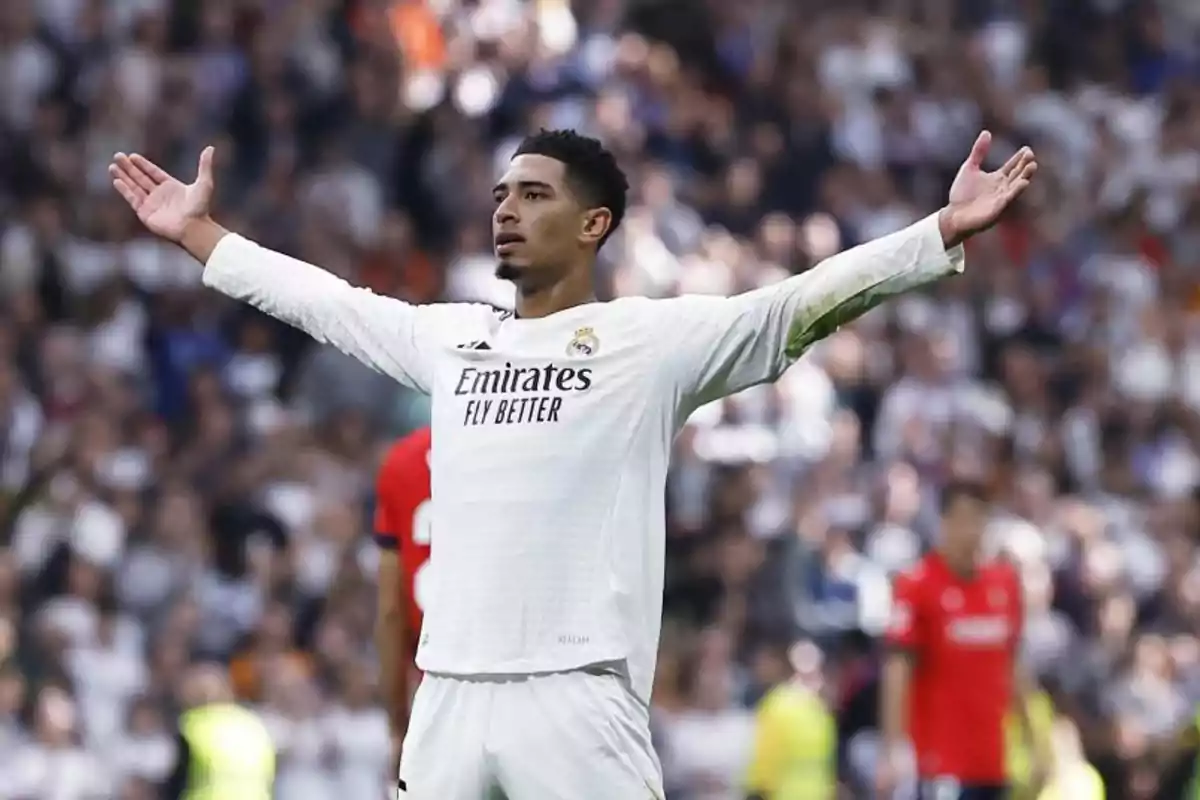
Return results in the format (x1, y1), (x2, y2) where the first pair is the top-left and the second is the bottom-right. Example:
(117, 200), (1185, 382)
(665, 132), (1037, 408)
(668, 210), (964, 407)
(110, 149), (448, 393)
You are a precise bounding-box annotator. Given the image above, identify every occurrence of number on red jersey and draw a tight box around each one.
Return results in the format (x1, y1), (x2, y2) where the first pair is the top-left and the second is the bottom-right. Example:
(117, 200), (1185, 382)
(410, 498), (432, 613)
(375, 428), (433, 633)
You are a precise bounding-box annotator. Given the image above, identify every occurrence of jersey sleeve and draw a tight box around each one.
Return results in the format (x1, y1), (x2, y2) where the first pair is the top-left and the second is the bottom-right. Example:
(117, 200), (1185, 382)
(885, 571), (927, 653)
(659, 213), (964, 408)
(373, 444), (405, 551)
(373, 486), (399, 551)
(203, 234), (463, 393)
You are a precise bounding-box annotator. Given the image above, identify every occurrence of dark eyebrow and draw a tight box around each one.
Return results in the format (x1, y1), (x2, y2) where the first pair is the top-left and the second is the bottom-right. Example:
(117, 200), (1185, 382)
(492, 180), (555, 195)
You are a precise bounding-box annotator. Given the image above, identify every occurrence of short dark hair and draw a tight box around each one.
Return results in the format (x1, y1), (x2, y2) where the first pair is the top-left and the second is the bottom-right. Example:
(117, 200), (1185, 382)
(513, 128), (628, 246)
(939, 479), (990, 514)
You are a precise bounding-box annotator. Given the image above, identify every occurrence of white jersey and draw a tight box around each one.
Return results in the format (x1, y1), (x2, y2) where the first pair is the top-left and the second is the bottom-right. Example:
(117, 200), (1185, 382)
(202, 212), (963, 702)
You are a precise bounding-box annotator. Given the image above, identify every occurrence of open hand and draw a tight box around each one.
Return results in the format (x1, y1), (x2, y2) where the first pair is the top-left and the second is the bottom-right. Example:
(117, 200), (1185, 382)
(942, 131), (1037, 245)
(109, 148), (215, 243)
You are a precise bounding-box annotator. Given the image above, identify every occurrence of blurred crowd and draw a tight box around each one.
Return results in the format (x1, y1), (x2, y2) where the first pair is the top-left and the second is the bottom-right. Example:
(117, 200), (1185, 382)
(1, 0), (1199, 797)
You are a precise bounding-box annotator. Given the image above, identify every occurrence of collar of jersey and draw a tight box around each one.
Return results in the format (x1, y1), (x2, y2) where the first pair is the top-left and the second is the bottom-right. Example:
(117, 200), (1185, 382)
(929, 549), (980, 583)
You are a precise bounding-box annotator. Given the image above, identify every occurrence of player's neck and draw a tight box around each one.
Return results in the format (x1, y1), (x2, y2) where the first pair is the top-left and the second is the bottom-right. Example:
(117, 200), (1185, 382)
(513, 267), (595, 319)
(936, 546), (980, 578)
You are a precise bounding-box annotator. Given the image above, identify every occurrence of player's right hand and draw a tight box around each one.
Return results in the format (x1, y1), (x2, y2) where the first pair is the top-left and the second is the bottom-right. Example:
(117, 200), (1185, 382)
(109, 147), (215, 243)
(873, 756), (899, 799)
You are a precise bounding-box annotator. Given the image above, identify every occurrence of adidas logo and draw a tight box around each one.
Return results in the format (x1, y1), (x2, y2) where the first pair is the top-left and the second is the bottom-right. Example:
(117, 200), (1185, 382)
(456, 340), (491, 351)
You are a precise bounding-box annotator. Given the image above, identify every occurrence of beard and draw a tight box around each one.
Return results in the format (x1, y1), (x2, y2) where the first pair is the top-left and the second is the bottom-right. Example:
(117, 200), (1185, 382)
(494, 260), (522, 281)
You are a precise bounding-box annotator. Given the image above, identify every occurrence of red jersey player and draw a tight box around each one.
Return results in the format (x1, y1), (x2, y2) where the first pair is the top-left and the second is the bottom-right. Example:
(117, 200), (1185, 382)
(877, 481), (1047, 800)
(373, 426), (432, 749)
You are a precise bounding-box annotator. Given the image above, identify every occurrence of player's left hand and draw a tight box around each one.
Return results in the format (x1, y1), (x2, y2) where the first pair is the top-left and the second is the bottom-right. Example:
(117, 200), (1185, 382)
(389, 734), (404, 796)
(941, 131), (1037, 246)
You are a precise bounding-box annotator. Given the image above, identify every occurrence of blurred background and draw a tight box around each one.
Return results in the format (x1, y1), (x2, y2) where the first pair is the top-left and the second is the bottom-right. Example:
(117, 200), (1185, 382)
(1, 0), (1199, 797)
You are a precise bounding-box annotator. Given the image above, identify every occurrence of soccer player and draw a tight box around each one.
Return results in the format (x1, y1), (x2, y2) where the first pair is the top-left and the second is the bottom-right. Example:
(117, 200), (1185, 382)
(877, 481), (1048, 800)
(108, 129), (1036, 799)
(373, 427), (433, 766)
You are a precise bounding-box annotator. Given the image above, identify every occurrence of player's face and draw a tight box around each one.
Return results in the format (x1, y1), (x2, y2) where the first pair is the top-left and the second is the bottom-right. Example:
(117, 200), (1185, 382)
(941, 494), (988, 554)
(491, 155), (605, 286)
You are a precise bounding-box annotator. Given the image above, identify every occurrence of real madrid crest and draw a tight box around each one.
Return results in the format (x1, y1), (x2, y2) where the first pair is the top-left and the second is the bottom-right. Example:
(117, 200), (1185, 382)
(566, 326), (599, 357)
(941, 588), (962, 610)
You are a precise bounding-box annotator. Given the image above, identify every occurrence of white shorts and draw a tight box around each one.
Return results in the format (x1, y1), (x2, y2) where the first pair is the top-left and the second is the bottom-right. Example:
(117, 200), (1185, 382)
(398, 664), (664, 800)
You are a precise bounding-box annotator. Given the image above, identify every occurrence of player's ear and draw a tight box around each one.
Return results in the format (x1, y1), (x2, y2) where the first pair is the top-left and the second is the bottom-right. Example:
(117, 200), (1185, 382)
(580, 207), (612, 246)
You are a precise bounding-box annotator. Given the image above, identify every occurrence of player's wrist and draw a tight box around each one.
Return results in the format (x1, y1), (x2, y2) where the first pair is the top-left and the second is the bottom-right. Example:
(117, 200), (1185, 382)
(180, 216), (228, 264)
(937, 206), (966, 250)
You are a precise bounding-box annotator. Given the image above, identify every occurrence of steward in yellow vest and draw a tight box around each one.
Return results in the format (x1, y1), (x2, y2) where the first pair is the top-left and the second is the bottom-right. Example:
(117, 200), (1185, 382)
(1006, 690), (1054, 798)
(744, 642), (837, 800)
(1035, 718), (1103, 800)
(164, 664), (276, 800)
